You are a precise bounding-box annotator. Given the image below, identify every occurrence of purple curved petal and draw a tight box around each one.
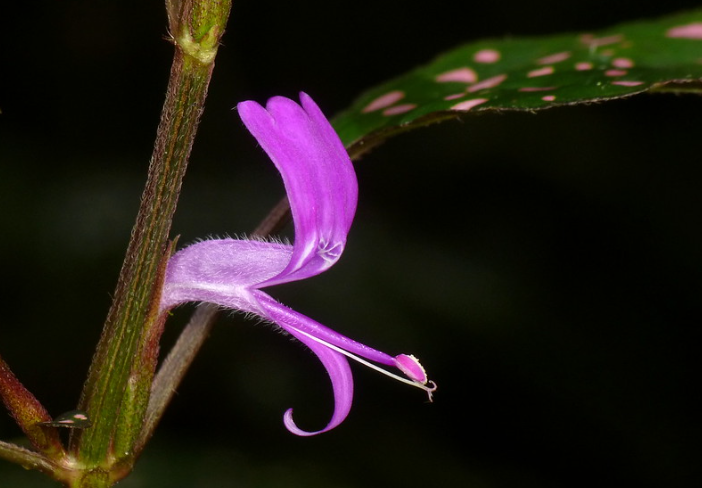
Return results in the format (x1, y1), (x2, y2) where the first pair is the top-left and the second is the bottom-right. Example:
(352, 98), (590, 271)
(254, 291), (396, 367)
(282, 326), (353, 436)
(160, 239), (292, 311)
(237, 93), (358, 287)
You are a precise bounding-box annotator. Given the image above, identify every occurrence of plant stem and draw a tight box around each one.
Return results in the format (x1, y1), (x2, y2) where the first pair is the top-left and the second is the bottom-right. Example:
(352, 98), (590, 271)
(0, 440), (56, 477)
(68, 1), (232, 481)
(70, 48), (213, 468)
(0, 355), (66, 461)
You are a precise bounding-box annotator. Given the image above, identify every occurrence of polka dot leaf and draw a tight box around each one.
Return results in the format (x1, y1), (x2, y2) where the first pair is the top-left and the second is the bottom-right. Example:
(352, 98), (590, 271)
(333, 9), (702, 157)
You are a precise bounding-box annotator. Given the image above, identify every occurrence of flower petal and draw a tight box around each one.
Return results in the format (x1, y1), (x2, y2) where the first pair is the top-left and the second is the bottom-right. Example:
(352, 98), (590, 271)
(160, 239), (292, 311)
(282, 326), (353, 436)
(237, 93), (358, 287)
(254, 290), (395, 367)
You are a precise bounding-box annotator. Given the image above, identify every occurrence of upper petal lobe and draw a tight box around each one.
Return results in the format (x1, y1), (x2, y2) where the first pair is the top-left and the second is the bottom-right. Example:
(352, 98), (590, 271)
(237, 93), (358, 287)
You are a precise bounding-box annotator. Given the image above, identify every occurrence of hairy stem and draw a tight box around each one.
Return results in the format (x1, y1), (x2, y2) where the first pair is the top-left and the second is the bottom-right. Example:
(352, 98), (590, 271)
(69, 1), (232, 478)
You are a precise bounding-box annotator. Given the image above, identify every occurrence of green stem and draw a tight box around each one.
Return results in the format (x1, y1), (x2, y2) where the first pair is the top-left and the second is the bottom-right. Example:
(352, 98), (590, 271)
(68, 1), (232, 481)
(70, 48), (213, 468)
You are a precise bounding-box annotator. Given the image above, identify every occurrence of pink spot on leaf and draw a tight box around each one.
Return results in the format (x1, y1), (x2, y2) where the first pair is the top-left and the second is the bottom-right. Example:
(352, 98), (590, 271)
(528, 66), (554, 78)
(575, 62), (594, 71)
(362, 91), (405, 113)
(667, 23), (702, 39)
(519, 86), (556, 92)
(537, 52), (571, 65)
(474, 49), (500, 63)
(436, 67), (478, 84)
(611, 80), (645, 87)
(467, 74), (507, 92)
(542, 95), (556, 101)
(444, 93), (465, 101)
(382, 104), (416, 116)
(451, 98), (488, 111)
(605, 69), (627, 77)
(612, 57), (634, 68)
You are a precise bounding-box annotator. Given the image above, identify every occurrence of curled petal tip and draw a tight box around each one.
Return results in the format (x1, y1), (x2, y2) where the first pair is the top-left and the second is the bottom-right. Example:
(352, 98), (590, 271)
(283, 408), (317, 437)
(278, 324), (354, 436)
(283, 405), (348, 437)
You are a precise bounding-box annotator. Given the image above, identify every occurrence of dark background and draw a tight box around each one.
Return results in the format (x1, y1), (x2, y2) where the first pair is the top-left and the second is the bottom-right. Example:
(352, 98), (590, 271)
(1, 1), (701, 486)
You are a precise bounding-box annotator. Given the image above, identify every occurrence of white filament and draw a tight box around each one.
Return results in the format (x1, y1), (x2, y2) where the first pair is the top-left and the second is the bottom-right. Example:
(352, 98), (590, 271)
(290, 327), (436, 401)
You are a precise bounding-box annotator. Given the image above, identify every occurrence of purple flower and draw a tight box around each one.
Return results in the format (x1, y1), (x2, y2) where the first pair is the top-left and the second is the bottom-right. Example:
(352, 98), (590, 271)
(160, 93), (435, 436)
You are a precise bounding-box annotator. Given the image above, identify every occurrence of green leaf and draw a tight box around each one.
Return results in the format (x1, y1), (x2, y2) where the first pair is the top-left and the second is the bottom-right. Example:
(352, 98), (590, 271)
(333, 9), (702, 155)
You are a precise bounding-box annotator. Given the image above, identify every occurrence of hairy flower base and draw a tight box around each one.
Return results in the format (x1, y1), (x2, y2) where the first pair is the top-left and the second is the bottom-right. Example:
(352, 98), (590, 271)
(161, 93), (434, 435)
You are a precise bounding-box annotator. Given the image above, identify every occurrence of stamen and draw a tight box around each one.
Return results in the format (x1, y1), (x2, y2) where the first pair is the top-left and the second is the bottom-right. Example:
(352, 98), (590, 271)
(289, 327), (436, 398)
(395, 354), (428, 383)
